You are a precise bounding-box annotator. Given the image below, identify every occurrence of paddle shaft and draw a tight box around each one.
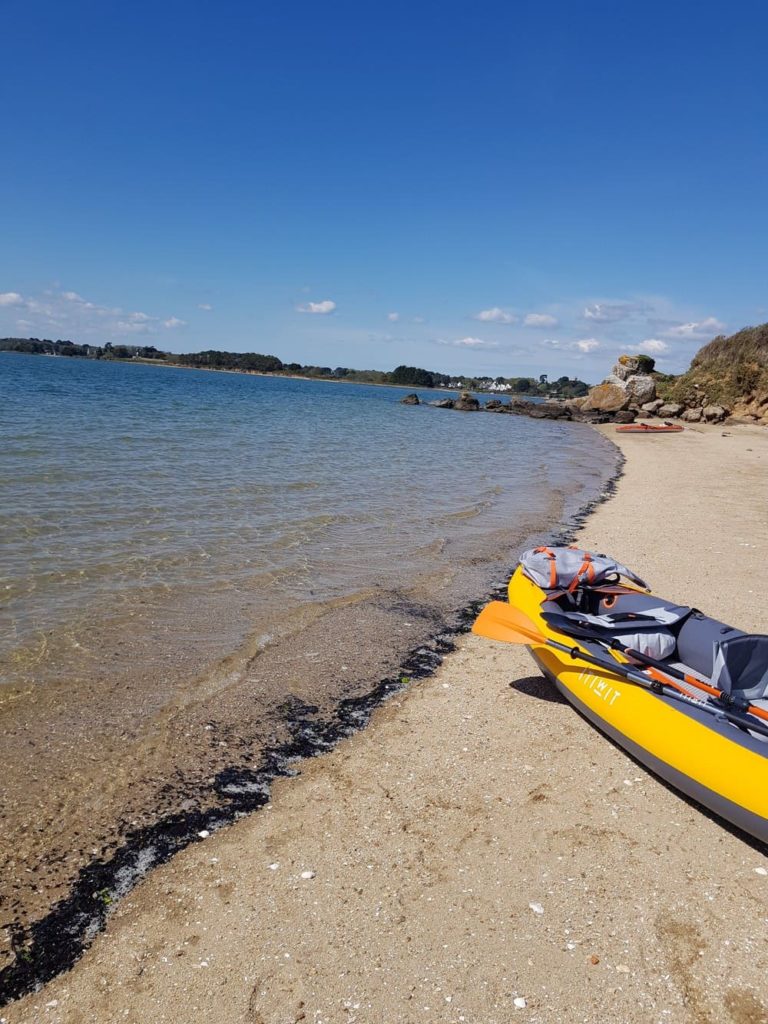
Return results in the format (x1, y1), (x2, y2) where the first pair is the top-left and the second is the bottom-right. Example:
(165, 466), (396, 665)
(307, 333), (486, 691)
(540, 634), (768, 739)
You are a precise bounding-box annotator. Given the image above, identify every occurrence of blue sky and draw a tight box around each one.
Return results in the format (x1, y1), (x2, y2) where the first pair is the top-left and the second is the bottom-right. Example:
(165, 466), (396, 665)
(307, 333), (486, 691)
(2, 0), (767, 379)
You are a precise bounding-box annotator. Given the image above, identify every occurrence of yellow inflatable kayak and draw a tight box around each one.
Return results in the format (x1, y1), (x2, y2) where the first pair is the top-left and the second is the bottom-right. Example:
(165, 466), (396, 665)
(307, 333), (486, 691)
(473, 546), (768, 845)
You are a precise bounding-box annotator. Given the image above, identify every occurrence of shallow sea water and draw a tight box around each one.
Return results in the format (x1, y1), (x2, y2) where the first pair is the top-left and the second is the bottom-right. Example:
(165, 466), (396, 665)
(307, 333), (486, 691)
(0, 352), (616, 686)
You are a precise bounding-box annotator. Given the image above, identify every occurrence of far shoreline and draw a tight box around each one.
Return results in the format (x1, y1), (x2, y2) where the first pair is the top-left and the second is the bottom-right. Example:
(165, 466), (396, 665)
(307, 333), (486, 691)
(0, 348), (561, 399)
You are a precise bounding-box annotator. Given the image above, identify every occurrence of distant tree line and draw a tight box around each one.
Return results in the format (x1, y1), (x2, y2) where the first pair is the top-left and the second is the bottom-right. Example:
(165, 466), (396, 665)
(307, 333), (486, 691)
(0, 339), (589, 395)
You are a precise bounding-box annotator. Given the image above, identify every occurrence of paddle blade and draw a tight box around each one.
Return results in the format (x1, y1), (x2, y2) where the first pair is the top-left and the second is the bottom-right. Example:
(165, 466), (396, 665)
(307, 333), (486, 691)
(471, 601), (547, 646)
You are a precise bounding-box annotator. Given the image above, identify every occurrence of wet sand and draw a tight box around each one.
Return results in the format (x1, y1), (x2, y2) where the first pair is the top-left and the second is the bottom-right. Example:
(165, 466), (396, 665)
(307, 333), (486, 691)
(5, 424), (768, 1024)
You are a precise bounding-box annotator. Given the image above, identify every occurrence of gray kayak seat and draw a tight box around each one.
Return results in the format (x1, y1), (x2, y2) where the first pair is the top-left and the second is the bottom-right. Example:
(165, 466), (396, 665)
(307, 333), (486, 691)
(712, 635), (768, 703)
(674, 612), (744, 681)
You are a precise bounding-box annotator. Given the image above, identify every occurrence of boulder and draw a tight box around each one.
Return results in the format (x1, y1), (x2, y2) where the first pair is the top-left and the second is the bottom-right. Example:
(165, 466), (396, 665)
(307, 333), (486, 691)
(484, 399), (503, 410)
(400, 393), (420, 405)
(613, 409), (637, 424)
(521, 401), (572, 420)
(625, 374), (656, 405)
(702, 404), (727, 423)
(641, 399), (665, 415)
(657, 402), (684, 418)
(428, 398), (454, 408)
(581, 382), (632, 413)
(681, 407), (703, 422)
(564, 396), (587, 410)
(454, 390), (480, 411)
(612, 355), (642, 381)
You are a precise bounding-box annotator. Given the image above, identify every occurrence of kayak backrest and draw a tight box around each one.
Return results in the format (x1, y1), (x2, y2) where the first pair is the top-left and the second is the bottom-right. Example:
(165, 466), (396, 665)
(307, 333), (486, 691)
(674, 612), (744, 681)
(712, 634), (768, 702)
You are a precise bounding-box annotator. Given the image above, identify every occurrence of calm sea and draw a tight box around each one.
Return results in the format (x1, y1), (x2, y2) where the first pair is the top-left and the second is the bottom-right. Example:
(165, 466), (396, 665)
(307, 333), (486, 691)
(0, 352), (617, 688)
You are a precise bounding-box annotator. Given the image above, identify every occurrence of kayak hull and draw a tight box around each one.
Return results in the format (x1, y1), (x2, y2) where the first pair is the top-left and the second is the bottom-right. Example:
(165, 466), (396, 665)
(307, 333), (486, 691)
(532, 650), (768, 843)
(507, 567), (768, 845)
(615, 423), (683, 433)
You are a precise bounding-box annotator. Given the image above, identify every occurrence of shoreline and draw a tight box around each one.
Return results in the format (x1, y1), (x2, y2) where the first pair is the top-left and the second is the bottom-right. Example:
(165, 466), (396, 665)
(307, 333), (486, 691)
(5, 425), (768, 1023)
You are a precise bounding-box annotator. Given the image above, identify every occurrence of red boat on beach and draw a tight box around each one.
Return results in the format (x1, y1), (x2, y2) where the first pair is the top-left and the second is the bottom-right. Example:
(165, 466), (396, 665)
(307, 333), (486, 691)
(615, 422), (684, 433)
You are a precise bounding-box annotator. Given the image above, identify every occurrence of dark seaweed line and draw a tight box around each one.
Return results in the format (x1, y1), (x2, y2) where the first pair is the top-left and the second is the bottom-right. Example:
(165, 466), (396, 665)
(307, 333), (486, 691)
(0, 449), (624, 1007)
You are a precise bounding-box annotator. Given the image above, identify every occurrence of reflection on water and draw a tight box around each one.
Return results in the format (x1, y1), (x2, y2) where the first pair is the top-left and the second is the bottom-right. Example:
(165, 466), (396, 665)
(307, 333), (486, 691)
(0, 353), (616, 683)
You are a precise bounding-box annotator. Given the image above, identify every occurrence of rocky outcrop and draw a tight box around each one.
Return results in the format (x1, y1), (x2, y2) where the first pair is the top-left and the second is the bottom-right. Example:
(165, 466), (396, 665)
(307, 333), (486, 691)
(417, 384), (638, 424)
(454, 390), (480, 411)
(400, 393), (420, 405)
(582, 355), (656, 416)
(657, 402), (684, 418)
(514, 400), (573, 419)
(729, 394), (768, 424)
(654, 323), (768, 424)
(702, 404), (727, 423)
(641, 399), (664, 415)
(581, 382), (631, 413)
(625, 375), (657, 405)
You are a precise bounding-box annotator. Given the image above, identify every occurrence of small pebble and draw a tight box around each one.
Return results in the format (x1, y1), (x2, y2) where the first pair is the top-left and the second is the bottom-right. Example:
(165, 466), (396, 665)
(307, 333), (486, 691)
(616, 964), (630, 973)
(513, 997), (527, 1009)
(528, 901), (544, 915)
(754, 867), (767, 876)
(197, 830), (210, 839)
(590, 954), (600, 965)
(268, 863), (280, 870)
(300, 870), (315, 880)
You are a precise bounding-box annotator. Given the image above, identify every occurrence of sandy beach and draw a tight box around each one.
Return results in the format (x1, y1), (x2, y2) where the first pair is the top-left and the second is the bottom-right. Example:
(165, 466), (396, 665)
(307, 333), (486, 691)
(5, 423), (768, 1024)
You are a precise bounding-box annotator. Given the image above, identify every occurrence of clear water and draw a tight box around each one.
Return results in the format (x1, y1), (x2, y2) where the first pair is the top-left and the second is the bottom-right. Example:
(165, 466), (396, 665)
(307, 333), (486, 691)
(0, 353), (617, 683)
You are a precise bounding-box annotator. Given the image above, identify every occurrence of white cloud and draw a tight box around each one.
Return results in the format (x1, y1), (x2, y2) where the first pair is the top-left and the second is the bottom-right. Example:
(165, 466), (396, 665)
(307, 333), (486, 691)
(197, 303), (213, 311)
(524, 312), (558, 328)
(583, 302), (644, 323)
(576, 338), (600, 353)
(0, 286), (189, 339)
(663, 316), (724, 338)
(436, 336), (499, 350)
(387, 311), (399, 322)
(635, 338), (669, 354)
(542, 337), (600, 354)
(297, 299), (336, 314)
(412, 315), (426, 324)
(474, 307), (516, 324)
(114, 320), (152, 334)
